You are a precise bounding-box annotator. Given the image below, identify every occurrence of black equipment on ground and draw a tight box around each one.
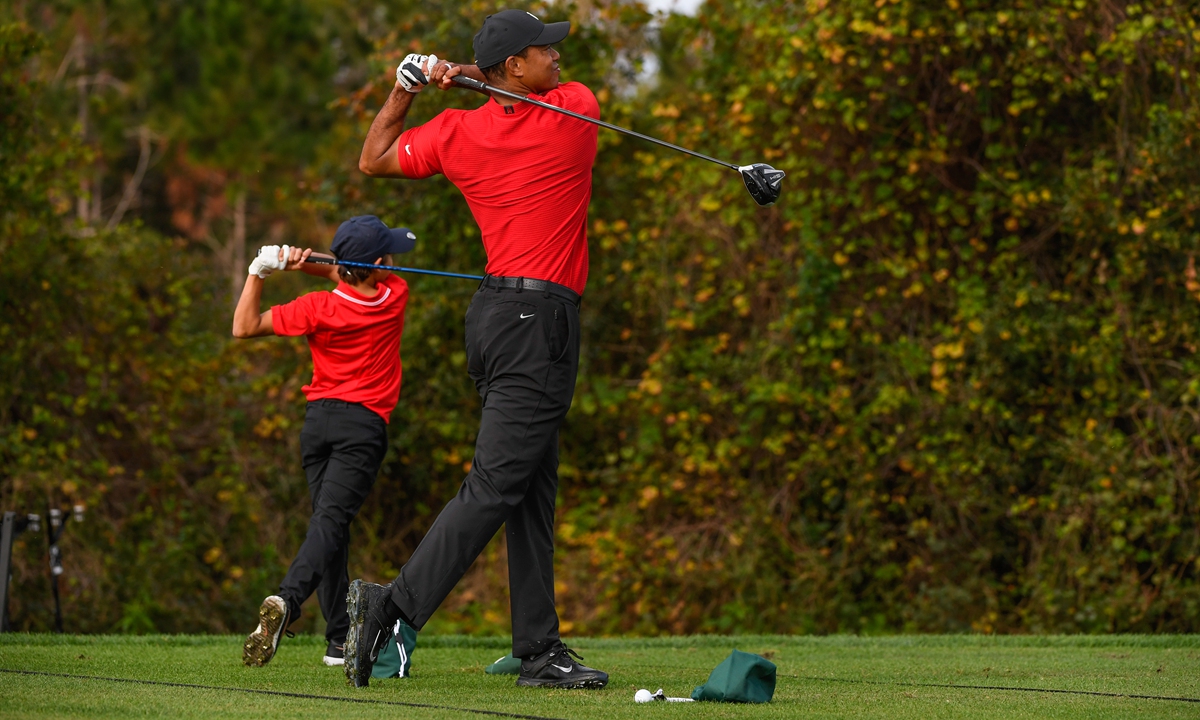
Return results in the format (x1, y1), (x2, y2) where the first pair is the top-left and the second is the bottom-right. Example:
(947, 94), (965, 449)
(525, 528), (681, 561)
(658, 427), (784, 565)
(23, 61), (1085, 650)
(0, 504), (84, 633)
(402, 63), (786, 207)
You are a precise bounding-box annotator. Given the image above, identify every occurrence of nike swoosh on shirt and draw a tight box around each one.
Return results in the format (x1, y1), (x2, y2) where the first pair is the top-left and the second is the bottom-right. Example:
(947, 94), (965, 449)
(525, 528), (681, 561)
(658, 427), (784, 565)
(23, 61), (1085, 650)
(405, 144), (412, 155)
(520, 313), (535, 319)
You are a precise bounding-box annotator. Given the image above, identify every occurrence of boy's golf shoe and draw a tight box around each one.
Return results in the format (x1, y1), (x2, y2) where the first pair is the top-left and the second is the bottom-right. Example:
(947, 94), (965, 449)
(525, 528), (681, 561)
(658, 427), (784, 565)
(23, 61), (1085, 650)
(517, 643), (608, 689)
(242, 595), (289, 667)
(344, 579), (395, 687)
(323, 641), (344, 666)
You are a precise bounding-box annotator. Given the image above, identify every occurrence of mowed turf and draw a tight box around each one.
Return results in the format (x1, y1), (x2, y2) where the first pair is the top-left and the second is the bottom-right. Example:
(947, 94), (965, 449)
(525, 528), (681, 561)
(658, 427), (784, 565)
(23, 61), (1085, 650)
(1, 634), (1198, 719)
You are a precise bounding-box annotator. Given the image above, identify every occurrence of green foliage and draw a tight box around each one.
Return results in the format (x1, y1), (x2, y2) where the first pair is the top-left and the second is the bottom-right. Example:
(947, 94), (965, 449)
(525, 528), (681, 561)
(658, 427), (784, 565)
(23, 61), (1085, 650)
(4, 0), (1200, 638)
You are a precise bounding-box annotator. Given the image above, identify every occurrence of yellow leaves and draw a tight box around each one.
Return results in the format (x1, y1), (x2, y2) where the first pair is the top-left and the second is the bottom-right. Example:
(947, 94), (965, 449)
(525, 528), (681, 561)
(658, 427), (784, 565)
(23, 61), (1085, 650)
(651, 104), (680, 118)
(934, 268), (950, 282)
(203, 547), (223, 565)
(23, 427), (37, 440)
(639, 377), (663, 395)
(833, 251), (850, 266)
(699, 196), (722, 212)
(933, 342), (964, 359)
(968, 319), (984, 334)
(217, 489), (235, 503)
(1131, 219), (1146, 235)
(713, 332), (731, 354)
(732, 294), (751, 317)
(640, 485), (660, 507)
(694, 288), (715, 303)
(902, 281), (924, 298)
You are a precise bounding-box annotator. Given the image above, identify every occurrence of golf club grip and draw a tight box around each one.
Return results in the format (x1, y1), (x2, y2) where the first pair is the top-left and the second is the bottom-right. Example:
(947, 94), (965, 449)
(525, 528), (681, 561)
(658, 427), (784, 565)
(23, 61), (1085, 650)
(450, 75), (739, 171)
(451, 74), (488, 91)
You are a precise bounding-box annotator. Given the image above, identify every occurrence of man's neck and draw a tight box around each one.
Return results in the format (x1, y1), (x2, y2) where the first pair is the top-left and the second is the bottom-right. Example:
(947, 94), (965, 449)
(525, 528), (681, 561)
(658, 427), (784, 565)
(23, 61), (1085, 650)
(492, 79), (534, 106)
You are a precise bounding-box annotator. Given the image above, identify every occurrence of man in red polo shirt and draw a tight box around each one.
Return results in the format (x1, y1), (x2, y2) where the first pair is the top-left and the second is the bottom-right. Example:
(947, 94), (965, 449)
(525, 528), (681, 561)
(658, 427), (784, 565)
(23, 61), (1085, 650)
(233, 215), (414, 671)
(346, 9), (607, 690)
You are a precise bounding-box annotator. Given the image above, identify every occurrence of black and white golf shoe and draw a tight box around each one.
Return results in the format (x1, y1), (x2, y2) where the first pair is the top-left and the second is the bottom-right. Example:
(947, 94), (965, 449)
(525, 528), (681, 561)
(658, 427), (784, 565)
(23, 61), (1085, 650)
(517, 643), (609, 689)
(323, 641), (344, 667)
(242, 595), (290, 667)
(344, 579), (395, 688)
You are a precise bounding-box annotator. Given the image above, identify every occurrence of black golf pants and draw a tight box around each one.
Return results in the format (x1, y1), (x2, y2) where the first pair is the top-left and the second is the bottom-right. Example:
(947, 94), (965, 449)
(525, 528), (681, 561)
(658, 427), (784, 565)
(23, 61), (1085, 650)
(279, 399), (387, 644)
(389, 281), (580, 659)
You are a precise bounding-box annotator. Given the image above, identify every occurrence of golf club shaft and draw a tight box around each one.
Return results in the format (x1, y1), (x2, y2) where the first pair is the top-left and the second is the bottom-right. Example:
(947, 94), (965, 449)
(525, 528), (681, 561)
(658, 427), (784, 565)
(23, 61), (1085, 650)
(451, 75), (740, 171)
(304, 256), (483, 280)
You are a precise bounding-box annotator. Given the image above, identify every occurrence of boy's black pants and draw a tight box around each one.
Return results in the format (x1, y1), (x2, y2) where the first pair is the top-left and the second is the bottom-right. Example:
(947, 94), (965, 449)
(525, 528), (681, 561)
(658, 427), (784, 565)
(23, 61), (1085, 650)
(279, 399), (387, 645)
(389, 280), (580, 659)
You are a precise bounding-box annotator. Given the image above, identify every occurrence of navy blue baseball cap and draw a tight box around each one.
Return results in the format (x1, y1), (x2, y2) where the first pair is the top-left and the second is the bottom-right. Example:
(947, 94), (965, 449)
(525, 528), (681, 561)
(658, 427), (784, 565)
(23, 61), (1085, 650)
(473, 9), (571, 69)
(330, 215), (416, 264)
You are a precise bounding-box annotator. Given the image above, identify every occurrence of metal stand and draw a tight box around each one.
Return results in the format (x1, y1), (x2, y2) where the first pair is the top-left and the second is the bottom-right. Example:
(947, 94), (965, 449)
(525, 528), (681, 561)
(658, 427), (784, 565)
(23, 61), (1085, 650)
(45, 506), (83, 633)
(0, 511), (41, 632)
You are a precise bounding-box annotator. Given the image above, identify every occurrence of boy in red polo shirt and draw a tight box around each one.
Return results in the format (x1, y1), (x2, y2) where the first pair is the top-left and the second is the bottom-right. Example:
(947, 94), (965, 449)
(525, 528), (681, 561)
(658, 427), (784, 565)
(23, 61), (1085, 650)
(233, 215), (414, 670)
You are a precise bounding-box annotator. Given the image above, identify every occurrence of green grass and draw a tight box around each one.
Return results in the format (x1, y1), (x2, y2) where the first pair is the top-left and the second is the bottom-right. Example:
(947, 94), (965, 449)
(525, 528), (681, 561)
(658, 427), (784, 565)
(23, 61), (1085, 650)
(1, 634), (1198, 718)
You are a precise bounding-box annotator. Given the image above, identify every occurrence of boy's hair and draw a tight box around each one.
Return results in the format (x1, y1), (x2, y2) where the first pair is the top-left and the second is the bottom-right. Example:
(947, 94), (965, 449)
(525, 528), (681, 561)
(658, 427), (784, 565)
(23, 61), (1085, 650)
(337, 265), (374, 284)
(481, 46), (531, 85)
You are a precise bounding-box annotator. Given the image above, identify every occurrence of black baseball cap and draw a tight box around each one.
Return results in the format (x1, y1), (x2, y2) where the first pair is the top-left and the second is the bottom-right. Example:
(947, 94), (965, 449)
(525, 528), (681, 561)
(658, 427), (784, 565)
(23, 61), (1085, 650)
(330, 215), (416, 264)
(473, 9), (571, 69)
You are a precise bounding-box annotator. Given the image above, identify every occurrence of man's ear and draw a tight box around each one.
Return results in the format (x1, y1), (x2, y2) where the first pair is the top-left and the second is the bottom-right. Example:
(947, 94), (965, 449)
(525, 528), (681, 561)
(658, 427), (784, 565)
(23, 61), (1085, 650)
(505, 54), (524, 78)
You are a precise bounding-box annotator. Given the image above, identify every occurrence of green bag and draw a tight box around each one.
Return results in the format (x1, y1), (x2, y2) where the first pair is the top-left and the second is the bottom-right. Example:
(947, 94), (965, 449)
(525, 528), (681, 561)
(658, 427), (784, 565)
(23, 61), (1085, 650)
(485, 652), (522, 675)
(691, 649), (776, 703)
(371, 619), (418, 679)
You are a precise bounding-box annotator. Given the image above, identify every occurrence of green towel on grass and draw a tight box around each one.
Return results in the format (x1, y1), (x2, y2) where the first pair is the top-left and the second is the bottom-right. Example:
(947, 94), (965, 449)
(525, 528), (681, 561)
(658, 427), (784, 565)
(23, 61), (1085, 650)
(691, 649), (776, 703)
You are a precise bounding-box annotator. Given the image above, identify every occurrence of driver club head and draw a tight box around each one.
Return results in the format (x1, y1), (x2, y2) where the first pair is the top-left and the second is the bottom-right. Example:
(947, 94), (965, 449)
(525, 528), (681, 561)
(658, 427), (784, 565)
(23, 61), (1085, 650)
(739, 163), (786, 206)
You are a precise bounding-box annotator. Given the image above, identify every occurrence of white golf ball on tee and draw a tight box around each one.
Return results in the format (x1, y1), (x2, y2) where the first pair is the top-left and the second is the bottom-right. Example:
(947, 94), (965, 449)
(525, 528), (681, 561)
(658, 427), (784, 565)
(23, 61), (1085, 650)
(634, 688), (654, 703)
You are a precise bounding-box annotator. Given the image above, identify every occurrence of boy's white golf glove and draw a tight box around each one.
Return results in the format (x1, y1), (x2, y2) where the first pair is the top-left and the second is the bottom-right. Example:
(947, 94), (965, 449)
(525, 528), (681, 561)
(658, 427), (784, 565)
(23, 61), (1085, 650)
(397, 53), (437, 93)
(248, 244), (290, 278)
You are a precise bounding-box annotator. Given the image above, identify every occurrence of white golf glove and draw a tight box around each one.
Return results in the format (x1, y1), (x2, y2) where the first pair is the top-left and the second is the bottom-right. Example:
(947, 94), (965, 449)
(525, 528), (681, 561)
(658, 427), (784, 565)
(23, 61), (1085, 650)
(248, 244), (290, 279)
(397, 53), (437, 93)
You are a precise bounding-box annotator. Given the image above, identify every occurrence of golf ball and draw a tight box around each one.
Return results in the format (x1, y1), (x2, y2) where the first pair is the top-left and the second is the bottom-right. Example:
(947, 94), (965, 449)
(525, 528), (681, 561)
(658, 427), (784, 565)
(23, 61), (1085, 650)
(635, 689), (654, 703)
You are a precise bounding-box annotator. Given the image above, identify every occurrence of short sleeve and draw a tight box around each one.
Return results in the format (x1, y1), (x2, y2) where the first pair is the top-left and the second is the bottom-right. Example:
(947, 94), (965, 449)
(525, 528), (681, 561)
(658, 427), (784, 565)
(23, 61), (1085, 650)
(271, 293), (323, 337)
(397, 112), (450, 179)
(541, 82), (599, 120)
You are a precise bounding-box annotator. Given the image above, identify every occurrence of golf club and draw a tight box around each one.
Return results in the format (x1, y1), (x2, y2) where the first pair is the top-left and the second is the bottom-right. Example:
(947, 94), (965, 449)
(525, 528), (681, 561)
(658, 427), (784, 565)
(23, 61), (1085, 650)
(303, 256), (483, 281)
(403, 63), (785, 206)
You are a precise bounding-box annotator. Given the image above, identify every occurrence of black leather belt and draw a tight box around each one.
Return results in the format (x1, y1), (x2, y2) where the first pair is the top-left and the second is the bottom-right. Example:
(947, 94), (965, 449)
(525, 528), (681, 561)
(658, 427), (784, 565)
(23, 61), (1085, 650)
(479, 275), (581, 307)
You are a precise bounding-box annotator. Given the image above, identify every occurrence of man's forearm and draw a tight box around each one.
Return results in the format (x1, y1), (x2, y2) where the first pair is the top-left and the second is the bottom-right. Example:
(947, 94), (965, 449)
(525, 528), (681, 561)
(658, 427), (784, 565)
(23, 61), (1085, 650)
(359, 84), (416, 177)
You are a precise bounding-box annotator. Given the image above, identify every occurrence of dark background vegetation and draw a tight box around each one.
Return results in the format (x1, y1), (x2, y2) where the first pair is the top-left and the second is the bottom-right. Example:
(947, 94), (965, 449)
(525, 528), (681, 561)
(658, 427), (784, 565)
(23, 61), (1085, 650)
(3, 0), (1199, 636)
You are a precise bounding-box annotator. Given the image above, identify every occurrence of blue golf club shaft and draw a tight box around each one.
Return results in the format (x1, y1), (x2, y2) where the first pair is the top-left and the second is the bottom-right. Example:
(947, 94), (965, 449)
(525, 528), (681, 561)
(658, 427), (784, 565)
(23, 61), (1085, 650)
(304, 256), (483, 280)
